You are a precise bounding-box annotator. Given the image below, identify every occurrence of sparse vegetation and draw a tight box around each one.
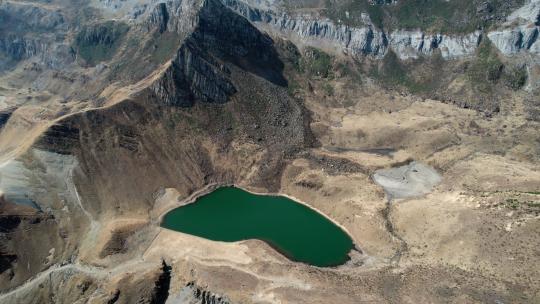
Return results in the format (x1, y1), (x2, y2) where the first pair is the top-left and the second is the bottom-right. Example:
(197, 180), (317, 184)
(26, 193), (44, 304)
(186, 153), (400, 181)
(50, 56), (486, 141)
(322, 82), (334, 96)
(505, 198), (520, 209)
(278, 39), (303, 73)
(502, 198), (540, 211)
(369, 50), (433, 93)
(503, 65), (528, 90)
(300, 47), (334, 78)
(336, 61), (363, 83)
(466, 39), (504, 92)
(287, 77), (301, 96)
(148, 32), (181, 64)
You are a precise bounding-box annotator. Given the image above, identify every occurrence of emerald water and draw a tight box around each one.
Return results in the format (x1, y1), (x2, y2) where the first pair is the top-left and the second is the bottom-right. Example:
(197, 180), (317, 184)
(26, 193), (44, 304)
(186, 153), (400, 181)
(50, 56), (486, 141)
(161, 187), (354, 267)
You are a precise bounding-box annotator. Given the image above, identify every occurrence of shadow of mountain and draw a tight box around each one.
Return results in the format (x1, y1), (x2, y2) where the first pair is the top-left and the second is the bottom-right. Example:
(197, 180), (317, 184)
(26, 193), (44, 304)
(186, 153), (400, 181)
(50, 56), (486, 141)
(193, 0), (287, 87)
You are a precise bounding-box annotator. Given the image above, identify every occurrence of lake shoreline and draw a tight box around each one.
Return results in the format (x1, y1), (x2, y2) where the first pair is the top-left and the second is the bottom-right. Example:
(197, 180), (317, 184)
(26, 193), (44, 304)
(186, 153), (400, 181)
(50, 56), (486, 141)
(156, 183), (362, 266)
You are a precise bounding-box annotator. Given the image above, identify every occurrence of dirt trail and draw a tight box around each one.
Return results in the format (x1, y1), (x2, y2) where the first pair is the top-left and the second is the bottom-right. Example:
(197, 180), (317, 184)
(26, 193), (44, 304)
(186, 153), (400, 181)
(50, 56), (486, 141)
(68, 167), (99, 235)
(381, 198), (408, 264)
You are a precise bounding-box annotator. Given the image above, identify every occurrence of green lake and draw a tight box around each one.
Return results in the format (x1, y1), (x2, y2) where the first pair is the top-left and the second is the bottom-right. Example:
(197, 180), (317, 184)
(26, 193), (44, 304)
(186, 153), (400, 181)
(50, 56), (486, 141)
(161, 187), (354, 267)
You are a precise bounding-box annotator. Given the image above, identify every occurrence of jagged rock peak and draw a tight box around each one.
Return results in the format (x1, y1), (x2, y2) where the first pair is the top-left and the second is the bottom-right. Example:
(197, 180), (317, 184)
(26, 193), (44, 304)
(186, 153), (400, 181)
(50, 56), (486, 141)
(149, 42), (237, 106)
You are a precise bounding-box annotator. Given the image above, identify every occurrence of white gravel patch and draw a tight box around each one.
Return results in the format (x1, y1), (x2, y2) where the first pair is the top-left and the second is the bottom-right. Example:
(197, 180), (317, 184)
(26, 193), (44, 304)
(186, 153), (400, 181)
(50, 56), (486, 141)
(373, 161), (442, 199)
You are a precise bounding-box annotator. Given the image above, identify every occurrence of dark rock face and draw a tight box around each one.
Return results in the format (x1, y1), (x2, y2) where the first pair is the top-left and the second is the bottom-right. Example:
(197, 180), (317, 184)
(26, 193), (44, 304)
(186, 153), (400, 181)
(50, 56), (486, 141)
(0, 1), (67, 68)
(0, 196), (68, 289)
(74, 21), (129, 65)
(0, 35), (46, 61)
(0, 2), (64, 32)
(148, 0), (288, 106)
(187, 282), (230, 304)
(150, 261), (172, 304)
(75, 23), (127, 48)
(306, 153), (370, 175)
(195, 0), (287, 86)
(150, 41), (237, 106)
(35, 123), (80, 155)
(0, 216), (22, 233)
(0, 108), (14, 129)
(0, 253), (17, 275)
(146, 3), (170, 33)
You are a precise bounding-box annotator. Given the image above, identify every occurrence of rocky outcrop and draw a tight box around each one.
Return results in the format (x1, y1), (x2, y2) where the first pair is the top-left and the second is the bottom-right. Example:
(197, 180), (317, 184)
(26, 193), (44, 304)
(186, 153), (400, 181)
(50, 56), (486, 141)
(151, 261), (172, 304)
(221, 0), (540, 60)
(141, 0), (202, 34)
(0, 109), (13, 129)
(0, 2), (65, 31)
(0, 149), (80, 210)
(221, 0), (479, 59)
(0, 35), (74, 69)
(148, 0), (299, 105)
(0, 149), (81, 291)
(146, 3), (170, 33)
(487, 26), (540, 55)
(506, 0), (540, 25)
(389, 30), (482, 59)
(0, 2), (72, 69)
(95, 0), (540, 61)
(487, 0), (540, 55)
(0, 35), (47, 61)
(166, 282), (230, 304)
(75, 22), (128, 49)
(150, 42), (236, 106)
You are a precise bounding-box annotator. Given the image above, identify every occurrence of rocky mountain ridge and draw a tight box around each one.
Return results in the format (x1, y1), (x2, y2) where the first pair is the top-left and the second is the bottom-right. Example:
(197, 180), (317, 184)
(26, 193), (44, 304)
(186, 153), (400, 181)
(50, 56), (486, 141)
(222, 0), (540, 60)
(2, 0), (539, 74)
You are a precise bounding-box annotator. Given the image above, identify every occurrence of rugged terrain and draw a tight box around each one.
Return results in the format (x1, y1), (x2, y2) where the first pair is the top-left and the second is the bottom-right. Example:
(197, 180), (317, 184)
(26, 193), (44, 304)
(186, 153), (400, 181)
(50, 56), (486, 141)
(0, 0), (539, 303)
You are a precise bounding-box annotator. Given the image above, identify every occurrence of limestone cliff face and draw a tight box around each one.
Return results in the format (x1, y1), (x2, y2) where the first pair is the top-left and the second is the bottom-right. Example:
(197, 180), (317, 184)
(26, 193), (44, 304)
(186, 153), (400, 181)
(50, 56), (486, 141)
(220, 0), (482, 59)
(222, 0), (539, 60)
(222, 0), (388, 58)
(488, 26), (540, 55)
(487, 0), (540, 56)
(388, 30), (482, 60)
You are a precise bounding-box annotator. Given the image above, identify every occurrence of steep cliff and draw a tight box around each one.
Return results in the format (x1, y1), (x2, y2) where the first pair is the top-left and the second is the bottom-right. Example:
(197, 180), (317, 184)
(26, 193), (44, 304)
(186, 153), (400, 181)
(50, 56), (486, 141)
(222, 0), (540, 62)
(0, 1), (70, 69)
(222, 0), (389, 58)
(486, 0), (540, 56)
(388, 30), (482, 60)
